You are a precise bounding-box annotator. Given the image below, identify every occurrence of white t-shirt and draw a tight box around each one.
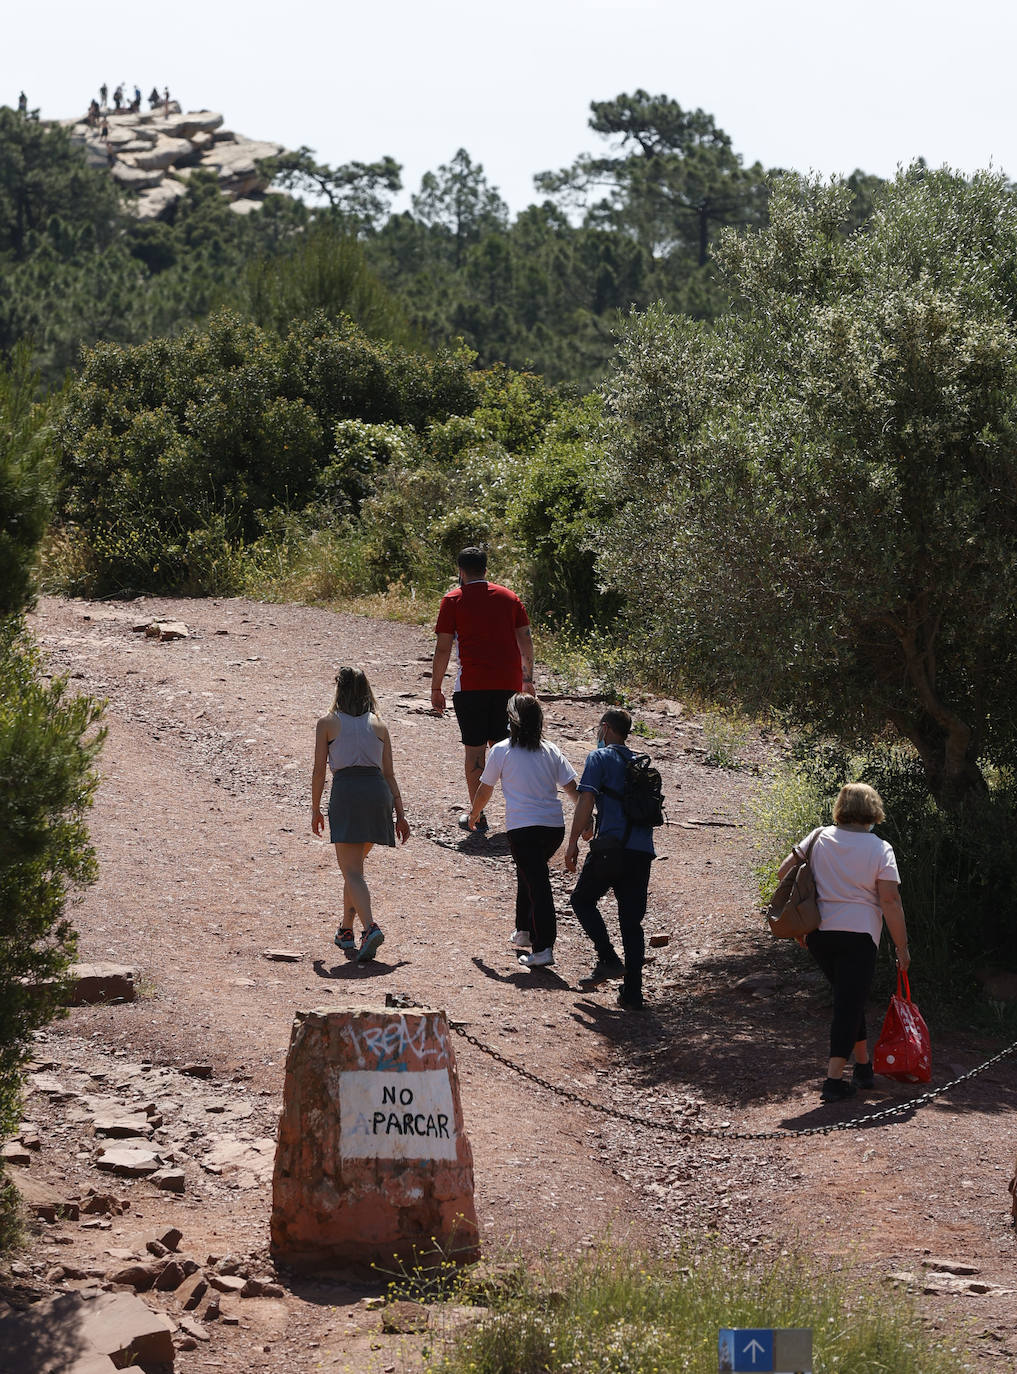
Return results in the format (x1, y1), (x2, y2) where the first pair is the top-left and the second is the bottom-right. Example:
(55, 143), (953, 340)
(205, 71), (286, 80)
(799, 825), (900, 946)
(480, 739), (577, 830)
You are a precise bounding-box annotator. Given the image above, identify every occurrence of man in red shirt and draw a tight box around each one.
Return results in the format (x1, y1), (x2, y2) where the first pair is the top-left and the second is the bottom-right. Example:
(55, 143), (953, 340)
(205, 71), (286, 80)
(431, 547), (535, 833)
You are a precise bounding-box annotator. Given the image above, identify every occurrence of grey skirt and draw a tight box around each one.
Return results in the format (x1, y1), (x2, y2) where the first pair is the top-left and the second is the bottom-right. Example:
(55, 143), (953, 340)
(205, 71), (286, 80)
(328, 766), (395, 846)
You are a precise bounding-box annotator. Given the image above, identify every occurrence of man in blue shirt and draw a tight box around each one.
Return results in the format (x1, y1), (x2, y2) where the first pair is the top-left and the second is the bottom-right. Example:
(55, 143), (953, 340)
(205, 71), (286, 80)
(564, 707), (655, 1010)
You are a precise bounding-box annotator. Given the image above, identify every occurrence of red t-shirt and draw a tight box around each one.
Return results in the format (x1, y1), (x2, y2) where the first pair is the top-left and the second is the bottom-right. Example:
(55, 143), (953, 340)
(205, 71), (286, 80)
(434, 581), (530, 692)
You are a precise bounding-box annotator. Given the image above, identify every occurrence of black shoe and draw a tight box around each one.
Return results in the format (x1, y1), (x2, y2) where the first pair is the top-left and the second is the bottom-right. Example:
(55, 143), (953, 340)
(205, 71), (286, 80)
(616, 990), (645, 1011)
(853, 1061), (875, 1089)
(820, 1076), (857, 1103)
(458, 811), (489, 834)
(579, 958), (626, 988)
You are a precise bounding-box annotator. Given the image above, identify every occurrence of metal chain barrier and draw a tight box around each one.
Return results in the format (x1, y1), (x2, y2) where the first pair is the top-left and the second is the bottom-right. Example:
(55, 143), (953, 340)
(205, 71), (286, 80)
(446, 1019), (1017, 1141)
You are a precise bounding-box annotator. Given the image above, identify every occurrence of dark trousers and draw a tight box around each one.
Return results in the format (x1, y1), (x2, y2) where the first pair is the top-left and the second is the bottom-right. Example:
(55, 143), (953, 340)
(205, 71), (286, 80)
(806, 928), (879, 1060)
(507, 825), (565, 954)
(570, 849), (653, 1002)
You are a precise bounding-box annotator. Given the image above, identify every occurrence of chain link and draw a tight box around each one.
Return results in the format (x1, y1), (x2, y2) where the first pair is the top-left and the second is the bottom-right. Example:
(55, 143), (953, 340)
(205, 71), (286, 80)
(446, 1019), (1017, 1141)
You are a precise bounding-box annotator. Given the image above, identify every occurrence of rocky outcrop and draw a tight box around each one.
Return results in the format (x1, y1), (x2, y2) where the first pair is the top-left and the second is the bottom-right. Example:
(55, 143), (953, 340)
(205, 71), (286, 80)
(63, 103), (285, 220)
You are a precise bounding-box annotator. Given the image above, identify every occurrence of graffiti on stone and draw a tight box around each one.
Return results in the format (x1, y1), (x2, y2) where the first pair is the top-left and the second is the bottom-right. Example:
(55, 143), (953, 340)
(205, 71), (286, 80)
(345, 1016), (450, 1072)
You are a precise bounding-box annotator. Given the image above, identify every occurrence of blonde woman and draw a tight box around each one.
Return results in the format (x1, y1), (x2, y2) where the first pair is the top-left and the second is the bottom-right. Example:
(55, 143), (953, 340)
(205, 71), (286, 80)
(776, 782), (911, 1102)
(311, 668), (410, 962)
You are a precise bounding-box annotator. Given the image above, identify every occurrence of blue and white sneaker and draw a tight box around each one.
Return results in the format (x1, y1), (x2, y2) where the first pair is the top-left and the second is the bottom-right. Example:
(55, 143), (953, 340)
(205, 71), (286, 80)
(356, 924), (385, 964)
(334, 928), (357, 959)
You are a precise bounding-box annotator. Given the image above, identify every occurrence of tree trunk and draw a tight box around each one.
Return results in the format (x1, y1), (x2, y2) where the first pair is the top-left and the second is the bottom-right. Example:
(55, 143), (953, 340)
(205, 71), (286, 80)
(886, 708), (988, 811)
(886, 603), (989, 810)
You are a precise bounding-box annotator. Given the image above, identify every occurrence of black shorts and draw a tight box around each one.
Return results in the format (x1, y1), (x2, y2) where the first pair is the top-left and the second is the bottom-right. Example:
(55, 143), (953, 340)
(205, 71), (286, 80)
(452, 689), (514, 747)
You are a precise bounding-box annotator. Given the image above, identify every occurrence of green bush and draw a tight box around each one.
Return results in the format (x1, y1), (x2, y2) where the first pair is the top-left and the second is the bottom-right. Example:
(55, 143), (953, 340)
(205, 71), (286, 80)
(57, 310), (479, 595)
(507, 394), (619, 628)
(0, 344), (57, 615)
(0, 622), (104, 1146)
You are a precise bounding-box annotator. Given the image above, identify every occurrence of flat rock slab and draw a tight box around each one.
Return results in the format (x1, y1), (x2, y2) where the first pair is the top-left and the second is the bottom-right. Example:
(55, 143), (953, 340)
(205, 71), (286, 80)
(262, 949), (303, 962)
(7, 1167), (80, 1222)
(202, 1134), (275, 1185)
(0, 1290), (173, 1372)
(67, 964), (137, 1005)
(95, 1147), (160, 1176)
(93, 1115), (153, 1139)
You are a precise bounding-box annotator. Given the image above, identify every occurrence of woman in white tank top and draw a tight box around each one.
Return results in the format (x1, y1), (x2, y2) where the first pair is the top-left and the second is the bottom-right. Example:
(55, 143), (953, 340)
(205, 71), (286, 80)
(311, 668), (410, 964)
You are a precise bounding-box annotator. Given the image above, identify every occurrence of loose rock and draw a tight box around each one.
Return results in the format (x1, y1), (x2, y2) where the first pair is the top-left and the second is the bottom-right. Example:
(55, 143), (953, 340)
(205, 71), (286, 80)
(95, 1147), (160, 1177)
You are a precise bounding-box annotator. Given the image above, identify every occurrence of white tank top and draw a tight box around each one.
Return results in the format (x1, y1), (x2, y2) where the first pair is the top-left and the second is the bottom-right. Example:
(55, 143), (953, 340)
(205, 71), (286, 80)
(327, 711), (383, 770)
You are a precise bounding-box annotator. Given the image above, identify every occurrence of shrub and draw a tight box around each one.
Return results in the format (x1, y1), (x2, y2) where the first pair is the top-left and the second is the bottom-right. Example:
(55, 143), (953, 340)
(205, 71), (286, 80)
(0, 622), (104, 1147)
(57, 311), (479, 595)
(507, 394), (618, 628)
(0, 345), (57, 616)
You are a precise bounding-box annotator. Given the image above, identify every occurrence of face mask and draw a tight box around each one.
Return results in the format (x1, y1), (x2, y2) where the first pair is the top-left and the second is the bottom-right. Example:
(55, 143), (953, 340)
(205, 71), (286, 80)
(597, 727), (606, 746)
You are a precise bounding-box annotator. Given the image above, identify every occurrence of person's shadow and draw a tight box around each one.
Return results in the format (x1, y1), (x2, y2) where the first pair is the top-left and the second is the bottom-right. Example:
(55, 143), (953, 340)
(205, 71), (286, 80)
(312, 957), (410, 980)
(471, 954), (571, 990)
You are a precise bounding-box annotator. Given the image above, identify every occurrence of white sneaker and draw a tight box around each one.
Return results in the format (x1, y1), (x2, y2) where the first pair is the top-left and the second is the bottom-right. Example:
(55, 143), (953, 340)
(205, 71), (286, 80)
(518, 949), (554, 969)
(509, 931), (531, 948)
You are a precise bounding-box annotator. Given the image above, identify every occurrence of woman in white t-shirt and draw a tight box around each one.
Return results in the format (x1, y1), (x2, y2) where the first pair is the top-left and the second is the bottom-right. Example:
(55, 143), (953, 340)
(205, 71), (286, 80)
(468, 694), (581, 969)
(776, 783), (911, 1104)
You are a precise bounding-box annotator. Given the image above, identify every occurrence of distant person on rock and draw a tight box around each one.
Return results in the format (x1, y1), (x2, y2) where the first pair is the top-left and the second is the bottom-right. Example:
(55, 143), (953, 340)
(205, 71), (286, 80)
(468, 694), (583, 968)
(565, 707), (656, 1011)
(775, 782), (911, 1104)
(99, 82), (108, 108)
(163, 86), (170, 116)
(431, 547), (534, 836)
(113, 84), (123, 110)
(311, 666), (409, 965)
(148, 87), (160, 109)
(17, 91), (27, 114)
(87, 99), (100, 125)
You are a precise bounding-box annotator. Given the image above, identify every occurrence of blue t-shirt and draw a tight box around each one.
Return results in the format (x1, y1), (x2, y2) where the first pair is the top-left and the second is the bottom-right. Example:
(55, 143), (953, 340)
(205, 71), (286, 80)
(577, 744), (655, 856)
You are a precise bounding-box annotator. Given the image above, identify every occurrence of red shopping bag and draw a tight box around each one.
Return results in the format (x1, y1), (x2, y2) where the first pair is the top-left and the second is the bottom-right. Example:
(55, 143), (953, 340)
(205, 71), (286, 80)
(873, 971), (931, 1083)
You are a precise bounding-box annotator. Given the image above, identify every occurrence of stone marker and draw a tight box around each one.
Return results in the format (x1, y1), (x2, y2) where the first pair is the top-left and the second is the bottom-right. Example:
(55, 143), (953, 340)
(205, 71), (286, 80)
(271, 1005), (480, 1268)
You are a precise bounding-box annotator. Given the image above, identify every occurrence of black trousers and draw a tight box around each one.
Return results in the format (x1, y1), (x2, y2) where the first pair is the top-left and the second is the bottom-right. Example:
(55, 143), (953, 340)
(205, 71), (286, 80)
(507, 825), (565, 954)
(570, 848), (653, 1002)
(806, 928), (879, 1060)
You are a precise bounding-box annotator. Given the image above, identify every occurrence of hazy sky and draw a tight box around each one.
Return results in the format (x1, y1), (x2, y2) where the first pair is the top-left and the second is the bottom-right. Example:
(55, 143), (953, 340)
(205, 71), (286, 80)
(6, 0), (1015, 214)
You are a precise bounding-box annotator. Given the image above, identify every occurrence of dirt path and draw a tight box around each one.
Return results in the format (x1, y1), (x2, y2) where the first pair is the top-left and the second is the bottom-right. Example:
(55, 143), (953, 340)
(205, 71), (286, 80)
(6, 595), (1017, 1371)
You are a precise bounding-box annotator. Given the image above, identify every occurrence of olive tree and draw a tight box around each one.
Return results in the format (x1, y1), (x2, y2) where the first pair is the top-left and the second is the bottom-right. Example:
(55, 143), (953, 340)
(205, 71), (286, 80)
(600, 167), (1017, 810)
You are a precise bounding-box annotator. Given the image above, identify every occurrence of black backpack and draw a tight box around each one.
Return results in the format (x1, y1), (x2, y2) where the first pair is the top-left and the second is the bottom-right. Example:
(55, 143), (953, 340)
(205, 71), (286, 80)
(601, 748), (666, 844)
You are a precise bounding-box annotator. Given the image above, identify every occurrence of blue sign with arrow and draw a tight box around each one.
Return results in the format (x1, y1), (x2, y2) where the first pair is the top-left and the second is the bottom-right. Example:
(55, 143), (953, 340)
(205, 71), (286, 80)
(719, 1327), (811, 1372)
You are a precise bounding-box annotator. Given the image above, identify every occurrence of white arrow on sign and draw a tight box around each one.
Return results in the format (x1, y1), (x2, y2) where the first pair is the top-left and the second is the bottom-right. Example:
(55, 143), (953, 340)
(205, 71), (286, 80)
(743, 1338), (766, 1365)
